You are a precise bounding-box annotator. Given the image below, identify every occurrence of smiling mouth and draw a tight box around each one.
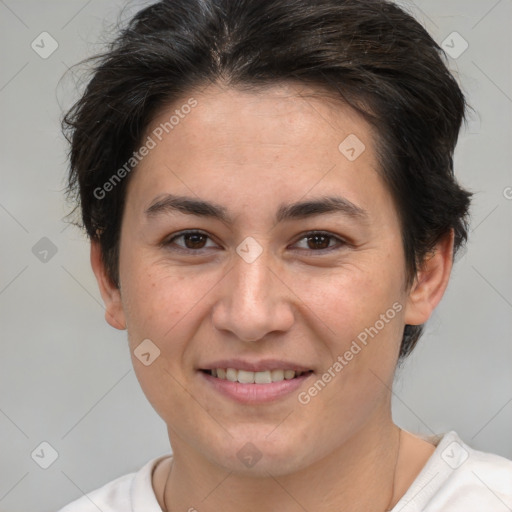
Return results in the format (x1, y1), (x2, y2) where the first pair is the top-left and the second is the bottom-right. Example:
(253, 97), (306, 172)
(201, 368), (313, 384)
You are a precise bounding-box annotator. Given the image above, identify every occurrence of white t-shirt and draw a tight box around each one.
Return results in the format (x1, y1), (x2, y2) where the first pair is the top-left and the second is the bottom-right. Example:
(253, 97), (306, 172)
(57, 431), (512, 511)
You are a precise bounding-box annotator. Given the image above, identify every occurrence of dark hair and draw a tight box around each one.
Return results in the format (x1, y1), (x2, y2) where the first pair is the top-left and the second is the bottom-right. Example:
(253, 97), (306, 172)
(62, 0), (472, 359)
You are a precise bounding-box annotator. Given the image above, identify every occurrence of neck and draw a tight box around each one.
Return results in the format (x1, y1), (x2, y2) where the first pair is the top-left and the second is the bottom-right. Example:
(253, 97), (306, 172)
(161, 417), (403, 512)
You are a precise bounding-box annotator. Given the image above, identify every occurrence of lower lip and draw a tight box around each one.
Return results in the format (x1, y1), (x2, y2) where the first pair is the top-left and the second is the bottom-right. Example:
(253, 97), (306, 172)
(199, 371), (313, 404)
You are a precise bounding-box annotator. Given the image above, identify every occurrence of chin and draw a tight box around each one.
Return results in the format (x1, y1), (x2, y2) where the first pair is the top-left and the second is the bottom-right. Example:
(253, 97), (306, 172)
(203, 429), (313, 477)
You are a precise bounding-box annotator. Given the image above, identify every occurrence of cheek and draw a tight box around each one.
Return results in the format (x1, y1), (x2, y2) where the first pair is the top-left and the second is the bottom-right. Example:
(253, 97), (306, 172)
(120, 256), (192, 341)
(119, 260), (222, 387)
(291, 256), (406, 397)
(121, 268), (196, 417)
(295, 262), (404, 338)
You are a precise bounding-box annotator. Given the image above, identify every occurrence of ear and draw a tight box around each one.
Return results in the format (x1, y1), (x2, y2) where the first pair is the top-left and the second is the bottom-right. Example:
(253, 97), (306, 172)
(90, 239), (126, 330)
(403, 229), (455, 326)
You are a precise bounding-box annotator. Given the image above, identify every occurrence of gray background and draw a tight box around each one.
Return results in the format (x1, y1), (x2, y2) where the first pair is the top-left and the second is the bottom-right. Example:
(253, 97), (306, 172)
(0, 1), (511, 511)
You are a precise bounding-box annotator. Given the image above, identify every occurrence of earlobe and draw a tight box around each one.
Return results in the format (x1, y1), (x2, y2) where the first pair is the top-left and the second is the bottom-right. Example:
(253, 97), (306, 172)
(90, 240), (126, 330)
(403, 230), (455, 326)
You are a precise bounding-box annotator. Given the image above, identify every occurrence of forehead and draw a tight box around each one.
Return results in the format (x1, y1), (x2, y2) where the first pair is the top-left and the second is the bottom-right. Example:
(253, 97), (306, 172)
(162, 81), (373, 150)
(124, 82), (394, 227)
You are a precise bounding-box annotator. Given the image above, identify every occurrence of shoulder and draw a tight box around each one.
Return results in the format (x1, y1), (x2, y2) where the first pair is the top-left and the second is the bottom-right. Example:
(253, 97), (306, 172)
(56, 472), (134, 512)
(396, 431), (512, 512)
(440, 431), (512, 493)
(56, 455), (169, 512)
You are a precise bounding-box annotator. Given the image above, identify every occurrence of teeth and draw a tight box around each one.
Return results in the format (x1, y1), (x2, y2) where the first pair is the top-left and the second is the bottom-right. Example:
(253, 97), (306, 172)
(226, 368), (238, 382)
(237, 369), (255, 384)
(271, 369), (284, 381)
(255, 371), (272, 384)
(208, 368), (308, 383)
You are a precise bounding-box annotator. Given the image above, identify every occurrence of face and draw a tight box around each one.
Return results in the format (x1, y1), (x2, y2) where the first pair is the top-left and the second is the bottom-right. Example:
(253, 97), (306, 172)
(97, 82), (432, 476)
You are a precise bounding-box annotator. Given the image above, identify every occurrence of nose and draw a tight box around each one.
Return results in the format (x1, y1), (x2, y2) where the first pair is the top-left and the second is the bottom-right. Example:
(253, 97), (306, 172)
(211, 249), (295, 342)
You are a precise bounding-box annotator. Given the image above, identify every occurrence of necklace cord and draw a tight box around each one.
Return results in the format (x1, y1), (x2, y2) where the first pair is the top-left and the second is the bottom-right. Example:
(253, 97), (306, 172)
(385, 427), (402, 512)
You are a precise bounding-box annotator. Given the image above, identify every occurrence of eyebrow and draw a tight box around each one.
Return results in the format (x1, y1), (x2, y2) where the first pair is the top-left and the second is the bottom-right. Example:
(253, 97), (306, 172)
(144, 194), (368, 225)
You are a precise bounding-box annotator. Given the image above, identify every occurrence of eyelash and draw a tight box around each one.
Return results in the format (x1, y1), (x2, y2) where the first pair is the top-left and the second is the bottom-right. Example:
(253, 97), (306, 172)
(162, 230), (348, 255)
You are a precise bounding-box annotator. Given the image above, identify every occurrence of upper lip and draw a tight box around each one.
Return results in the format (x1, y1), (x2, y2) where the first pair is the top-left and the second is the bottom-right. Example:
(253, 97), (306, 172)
(199, 359), (313, 373)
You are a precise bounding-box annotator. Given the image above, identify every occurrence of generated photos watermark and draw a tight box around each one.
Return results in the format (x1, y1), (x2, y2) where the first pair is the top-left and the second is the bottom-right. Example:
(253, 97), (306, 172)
(93, 97), (198, 200)
(298, 301), (403, 405)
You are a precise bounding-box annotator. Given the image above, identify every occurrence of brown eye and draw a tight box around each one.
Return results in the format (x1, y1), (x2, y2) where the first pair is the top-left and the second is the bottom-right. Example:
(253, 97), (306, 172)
(293, 231), (345, 252)
(181, 232), (208, 249)
(164, 231), (217, 252)
(306, 234), (331, 250)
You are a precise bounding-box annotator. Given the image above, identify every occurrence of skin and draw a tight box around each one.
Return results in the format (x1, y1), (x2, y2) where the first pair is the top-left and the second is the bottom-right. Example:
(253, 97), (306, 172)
(91, 81), (453, 511)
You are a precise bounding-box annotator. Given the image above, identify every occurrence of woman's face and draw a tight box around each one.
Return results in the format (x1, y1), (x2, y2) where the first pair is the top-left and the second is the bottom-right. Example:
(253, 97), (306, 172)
(105, 82), (419, 475)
